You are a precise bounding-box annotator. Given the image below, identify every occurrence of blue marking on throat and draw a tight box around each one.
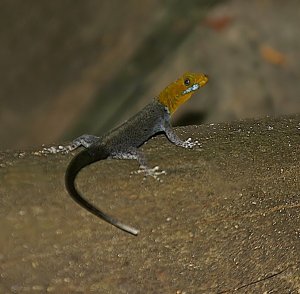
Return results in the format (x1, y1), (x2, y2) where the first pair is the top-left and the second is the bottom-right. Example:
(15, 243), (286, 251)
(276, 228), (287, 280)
(182, 83), (199, 95)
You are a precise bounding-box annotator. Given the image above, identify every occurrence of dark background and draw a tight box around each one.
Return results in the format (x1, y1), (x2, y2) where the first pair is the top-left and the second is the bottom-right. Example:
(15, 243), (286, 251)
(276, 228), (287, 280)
(0, 0), (299, 149)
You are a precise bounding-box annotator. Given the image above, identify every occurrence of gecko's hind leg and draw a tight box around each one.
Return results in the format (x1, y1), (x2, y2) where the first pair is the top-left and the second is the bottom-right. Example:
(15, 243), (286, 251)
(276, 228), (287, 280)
(111, 148), (166, 181)
(68, 134), (100, 150)
(42, 134), (100, 154)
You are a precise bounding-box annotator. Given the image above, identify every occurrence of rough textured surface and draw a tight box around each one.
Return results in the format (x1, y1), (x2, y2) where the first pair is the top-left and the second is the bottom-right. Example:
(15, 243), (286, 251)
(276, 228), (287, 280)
(0, 115), (299, 293)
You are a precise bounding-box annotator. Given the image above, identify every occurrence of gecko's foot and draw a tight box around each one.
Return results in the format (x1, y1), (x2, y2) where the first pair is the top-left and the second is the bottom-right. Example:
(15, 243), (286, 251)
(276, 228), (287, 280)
(133, 166), (166, 181)
(40, 144), (76, 155)
(40, 135), (100, 155)
(182, 138), (202, 149)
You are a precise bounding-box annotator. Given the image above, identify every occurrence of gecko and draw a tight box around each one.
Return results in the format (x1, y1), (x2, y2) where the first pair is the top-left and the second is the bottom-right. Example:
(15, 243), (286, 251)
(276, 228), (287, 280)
(65, 72), (208, 236)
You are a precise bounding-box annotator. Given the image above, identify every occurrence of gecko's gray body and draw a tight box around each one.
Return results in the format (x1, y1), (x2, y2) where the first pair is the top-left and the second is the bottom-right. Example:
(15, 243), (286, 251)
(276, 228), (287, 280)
(65, 100), (196, 235)
(100, 100), (170, 156)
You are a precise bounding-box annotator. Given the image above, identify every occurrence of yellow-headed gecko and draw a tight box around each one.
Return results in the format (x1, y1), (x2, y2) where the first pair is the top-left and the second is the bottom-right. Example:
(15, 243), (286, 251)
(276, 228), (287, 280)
(65, 72), (208, 236)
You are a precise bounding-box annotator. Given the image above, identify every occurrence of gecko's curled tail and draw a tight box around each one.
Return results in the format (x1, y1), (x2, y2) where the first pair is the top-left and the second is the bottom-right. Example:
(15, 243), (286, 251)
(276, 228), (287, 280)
(65, 147), (139, 236)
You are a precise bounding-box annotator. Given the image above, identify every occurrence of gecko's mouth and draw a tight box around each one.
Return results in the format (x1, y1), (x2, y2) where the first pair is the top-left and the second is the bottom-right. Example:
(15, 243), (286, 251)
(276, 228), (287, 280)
(182, 83), (200, 95)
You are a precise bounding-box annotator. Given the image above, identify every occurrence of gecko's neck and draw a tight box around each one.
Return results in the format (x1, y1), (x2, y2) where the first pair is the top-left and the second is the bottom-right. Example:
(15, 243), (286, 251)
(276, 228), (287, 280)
(157, 86), (192, 114)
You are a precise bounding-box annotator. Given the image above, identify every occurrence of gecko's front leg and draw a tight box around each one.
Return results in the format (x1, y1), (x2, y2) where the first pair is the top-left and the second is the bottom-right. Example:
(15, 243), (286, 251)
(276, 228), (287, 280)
(164, 125), (201, 149)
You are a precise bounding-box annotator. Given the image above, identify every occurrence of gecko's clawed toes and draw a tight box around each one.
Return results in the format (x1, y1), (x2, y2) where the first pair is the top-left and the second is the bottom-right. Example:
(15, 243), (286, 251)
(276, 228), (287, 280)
(182, 137), (202, 149)
(41, 145), (75, 155)
(133, 165), (166, 181)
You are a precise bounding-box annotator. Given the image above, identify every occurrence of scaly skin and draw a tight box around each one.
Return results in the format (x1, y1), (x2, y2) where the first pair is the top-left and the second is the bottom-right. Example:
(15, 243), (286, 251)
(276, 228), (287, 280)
(65, 72), (208, 236)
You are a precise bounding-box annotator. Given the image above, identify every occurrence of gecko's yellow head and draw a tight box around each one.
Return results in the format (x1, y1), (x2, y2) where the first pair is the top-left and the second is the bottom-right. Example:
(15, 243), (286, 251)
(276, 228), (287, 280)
(157, 72), (208, 114)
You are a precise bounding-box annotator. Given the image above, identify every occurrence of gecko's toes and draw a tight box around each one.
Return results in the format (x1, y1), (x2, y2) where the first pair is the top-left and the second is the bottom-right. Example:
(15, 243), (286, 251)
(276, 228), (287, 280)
(182, 138), (202, 149)
(133, 166), (166, 181)
(39, 143), (79, 155)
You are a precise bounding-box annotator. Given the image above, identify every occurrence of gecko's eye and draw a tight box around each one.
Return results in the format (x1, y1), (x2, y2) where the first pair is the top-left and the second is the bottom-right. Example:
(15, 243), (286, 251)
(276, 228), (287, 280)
(184, 78), (190, 86)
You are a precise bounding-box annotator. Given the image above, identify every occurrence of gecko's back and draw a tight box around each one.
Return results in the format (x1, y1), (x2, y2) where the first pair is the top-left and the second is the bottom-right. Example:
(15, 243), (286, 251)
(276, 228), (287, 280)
(99, 100), (169, 153)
